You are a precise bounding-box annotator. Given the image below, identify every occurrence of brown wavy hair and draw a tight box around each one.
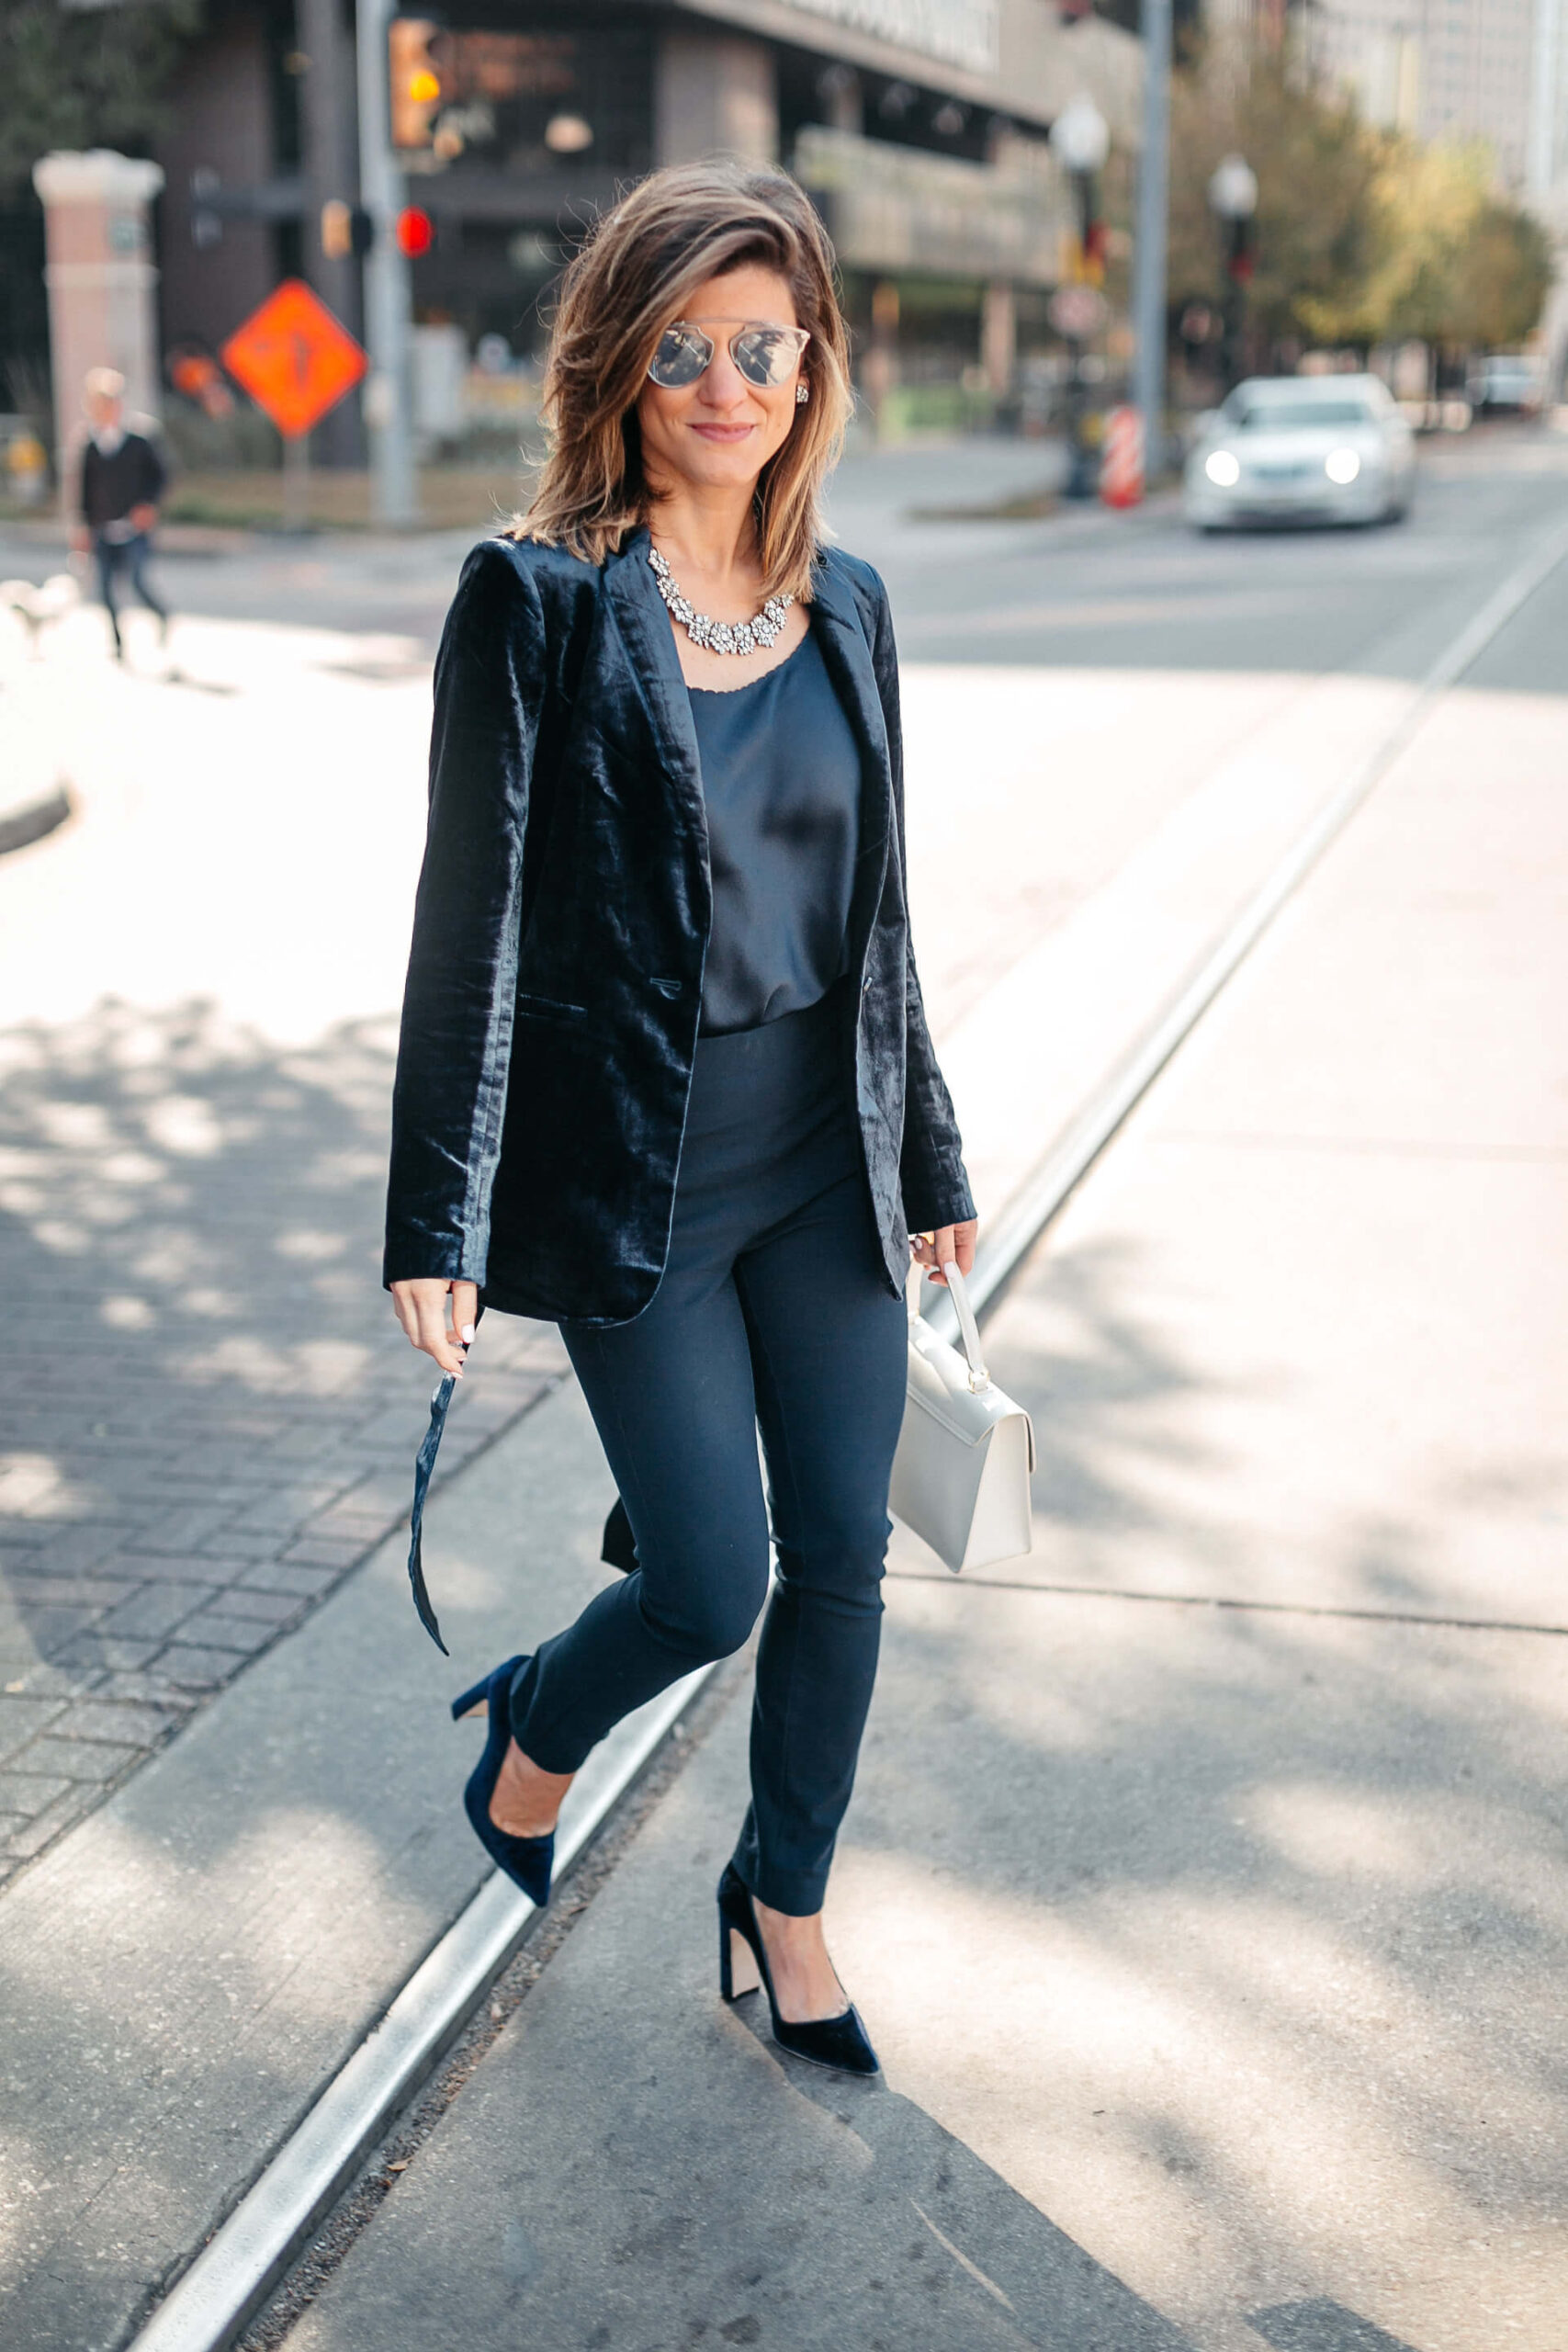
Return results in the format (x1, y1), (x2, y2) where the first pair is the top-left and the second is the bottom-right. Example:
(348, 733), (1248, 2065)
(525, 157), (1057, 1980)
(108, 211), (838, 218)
(508, 160), (853, 604)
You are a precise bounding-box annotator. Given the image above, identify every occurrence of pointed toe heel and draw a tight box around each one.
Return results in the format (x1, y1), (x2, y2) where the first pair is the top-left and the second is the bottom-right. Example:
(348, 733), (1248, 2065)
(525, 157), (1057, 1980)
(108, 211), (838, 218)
(716, 1863), (878, 2076)
(453, 1654), (555, 1907)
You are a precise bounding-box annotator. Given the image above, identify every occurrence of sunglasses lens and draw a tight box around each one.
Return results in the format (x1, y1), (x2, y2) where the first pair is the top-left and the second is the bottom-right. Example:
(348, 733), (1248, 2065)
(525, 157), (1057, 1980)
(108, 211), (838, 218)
(648, 326), (712, 388)
(732, 328), (800, 389)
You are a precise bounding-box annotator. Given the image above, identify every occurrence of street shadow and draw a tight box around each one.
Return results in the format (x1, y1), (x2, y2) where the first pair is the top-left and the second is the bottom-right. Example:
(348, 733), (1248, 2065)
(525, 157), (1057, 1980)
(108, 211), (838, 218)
(1249, 2301), (1426, 2352)
(0, 995), (561, 1690)
(734, 2007), (1198, 2351)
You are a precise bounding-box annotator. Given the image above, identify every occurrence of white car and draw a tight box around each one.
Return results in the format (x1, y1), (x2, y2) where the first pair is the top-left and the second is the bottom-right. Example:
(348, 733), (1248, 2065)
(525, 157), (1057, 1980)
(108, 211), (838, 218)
(1185, 374), (1416, 531)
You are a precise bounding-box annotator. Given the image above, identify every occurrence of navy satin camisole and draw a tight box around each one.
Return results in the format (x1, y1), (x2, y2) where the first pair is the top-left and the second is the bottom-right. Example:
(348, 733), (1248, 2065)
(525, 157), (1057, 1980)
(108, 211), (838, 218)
(687, 623), (862, 1036)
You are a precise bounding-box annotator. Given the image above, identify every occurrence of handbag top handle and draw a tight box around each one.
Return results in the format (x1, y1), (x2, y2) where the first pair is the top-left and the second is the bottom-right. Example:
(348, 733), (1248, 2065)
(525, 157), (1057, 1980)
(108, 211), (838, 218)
(940, 1261), (992, 1395)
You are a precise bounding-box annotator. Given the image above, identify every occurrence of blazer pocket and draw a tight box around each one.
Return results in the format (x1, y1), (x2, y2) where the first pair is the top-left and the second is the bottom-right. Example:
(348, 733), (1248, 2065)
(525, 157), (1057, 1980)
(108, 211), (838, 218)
(515, 991), (591, 1024)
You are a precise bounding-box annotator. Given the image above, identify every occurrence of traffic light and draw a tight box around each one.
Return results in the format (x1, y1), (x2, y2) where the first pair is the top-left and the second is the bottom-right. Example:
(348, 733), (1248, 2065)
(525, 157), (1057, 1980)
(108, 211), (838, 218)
(389, 17), (442, 149)
(321, 199), (374, 260)
(1224, 217), (1256, 285)
(395, 206), (435, 258)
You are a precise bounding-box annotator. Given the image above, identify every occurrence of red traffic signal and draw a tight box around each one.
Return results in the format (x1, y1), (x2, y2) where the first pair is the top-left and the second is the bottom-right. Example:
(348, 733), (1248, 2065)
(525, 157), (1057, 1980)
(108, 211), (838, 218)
(395, 206), (434, 258)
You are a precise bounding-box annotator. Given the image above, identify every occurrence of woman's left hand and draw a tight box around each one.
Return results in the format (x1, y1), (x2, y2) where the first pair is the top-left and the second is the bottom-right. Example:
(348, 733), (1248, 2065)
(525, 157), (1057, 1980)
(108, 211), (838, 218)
(912, 1218), (979, 1287)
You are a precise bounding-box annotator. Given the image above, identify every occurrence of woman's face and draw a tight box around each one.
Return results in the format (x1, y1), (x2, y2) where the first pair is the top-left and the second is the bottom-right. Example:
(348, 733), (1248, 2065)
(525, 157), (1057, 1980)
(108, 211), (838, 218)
(637, 263), (807, 500)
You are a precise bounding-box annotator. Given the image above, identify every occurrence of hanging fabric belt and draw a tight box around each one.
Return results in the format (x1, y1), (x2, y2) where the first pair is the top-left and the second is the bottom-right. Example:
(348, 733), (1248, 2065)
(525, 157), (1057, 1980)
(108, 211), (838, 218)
(406, 1310), (631, 1652)
(407, 1371), (456, 1654)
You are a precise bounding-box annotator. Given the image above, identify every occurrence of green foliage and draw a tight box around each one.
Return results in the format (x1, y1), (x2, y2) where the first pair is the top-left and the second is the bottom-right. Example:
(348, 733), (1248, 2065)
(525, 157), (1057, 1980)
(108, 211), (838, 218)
(1169, 31), (1552, 354)
(1450, 200), (1555, 350)
(1362, 141), (1554, 348)
(1169, 43), (1383, 350)
(0, 0), (202, 194)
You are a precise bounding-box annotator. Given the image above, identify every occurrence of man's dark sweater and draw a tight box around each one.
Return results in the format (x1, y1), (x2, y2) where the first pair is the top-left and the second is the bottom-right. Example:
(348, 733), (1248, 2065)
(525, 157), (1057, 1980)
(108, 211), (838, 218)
(80, 432), (166, 532)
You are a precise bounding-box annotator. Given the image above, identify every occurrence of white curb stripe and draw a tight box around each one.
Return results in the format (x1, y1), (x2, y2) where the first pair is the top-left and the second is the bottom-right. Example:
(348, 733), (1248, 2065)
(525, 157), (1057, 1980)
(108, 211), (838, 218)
(127, 1668), (711, 2352)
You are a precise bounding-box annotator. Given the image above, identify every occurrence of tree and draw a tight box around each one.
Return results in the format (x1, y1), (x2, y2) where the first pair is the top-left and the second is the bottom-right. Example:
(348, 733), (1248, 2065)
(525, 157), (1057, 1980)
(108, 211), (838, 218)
(1449, 200), (1554, 351)
(1359, 140), (1552, 351)
(0, 0), (200, 195)
(1168, 38), (1383, 355)
(1168, 30), (1553, 364)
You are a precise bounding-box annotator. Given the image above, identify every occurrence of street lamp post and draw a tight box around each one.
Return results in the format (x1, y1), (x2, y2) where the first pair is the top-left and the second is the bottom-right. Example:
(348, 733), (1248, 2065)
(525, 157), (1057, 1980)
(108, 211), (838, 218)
(1131, 0), (1172, 486)
(1050, 95), (1111, 501)
(1208, 153), (1258, 398)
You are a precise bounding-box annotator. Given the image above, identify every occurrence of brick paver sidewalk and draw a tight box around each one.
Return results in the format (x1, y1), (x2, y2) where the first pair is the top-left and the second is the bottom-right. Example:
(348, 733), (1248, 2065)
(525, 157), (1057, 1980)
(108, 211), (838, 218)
(0, 1001), (568, 1883)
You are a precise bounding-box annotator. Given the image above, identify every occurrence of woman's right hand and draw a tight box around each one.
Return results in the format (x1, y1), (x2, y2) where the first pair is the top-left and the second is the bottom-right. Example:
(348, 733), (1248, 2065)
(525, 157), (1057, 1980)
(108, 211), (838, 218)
(390, 1277), (478, 1377)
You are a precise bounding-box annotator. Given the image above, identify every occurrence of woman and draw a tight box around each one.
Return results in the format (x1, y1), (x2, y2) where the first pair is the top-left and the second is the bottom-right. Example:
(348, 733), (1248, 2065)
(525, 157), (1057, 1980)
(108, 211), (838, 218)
(387, 161), (976, 2076)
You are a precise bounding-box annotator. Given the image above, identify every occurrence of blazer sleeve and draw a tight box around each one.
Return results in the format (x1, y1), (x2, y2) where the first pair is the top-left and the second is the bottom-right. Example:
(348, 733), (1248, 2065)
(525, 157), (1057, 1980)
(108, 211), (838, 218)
(867, 577), (977, 1235)
(384, 542), (546, 1287)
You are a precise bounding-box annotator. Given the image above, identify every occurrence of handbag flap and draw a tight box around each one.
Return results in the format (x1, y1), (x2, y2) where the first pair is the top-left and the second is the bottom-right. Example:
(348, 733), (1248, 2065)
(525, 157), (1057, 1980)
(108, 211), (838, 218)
(906, 1316), (1036, 1466)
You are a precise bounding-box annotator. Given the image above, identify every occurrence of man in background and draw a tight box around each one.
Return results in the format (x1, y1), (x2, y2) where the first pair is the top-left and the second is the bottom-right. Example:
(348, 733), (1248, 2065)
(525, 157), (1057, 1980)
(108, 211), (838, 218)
(71, 368), (172, 662)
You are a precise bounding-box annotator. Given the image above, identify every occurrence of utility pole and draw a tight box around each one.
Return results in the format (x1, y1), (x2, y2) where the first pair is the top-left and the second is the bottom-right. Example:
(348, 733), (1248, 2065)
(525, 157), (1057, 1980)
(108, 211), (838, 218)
(355, 0), (419, 526)
(299, 0), (366, 465)
(1131, 0), (1172, 485)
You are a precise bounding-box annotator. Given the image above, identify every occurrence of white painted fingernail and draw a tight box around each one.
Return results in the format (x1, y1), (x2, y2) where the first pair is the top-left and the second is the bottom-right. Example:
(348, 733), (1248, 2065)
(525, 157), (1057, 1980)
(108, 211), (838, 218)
(459, 1324), (475, 1344)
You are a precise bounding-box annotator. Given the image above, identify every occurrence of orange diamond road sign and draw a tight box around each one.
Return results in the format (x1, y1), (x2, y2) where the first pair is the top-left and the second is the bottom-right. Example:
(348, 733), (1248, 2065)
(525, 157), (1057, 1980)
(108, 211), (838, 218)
(220, 279), (368, 439)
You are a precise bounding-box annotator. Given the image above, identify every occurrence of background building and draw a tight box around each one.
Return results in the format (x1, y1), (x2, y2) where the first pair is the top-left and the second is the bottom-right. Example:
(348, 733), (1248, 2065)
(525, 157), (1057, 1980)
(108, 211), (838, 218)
(1306, 0), (1548, 191)
(149, 0), (1142, 450)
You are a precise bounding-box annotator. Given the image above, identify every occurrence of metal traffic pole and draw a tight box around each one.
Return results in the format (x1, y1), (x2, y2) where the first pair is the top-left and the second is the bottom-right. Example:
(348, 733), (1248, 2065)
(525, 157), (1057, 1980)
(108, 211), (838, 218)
(355, 0), (419, 526)
(1131, 0), (1173, 486)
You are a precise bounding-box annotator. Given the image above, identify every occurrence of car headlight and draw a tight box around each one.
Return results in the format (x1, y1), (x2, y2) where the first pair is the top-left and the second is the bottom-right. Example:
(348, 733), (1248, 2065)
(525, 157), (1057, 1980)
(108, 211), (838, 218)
(1325, 448), (1361, 485)
(1204, 449), (1241, 488)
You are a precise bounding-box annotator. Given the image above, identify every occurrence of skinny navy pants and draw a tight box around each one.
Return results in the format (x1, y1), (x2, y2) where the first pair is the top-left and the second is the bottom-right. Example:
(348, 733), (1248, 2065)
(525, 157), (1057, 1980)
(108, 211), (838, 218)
(508, 990), (908, 1916)
(94, 530), (167, 652)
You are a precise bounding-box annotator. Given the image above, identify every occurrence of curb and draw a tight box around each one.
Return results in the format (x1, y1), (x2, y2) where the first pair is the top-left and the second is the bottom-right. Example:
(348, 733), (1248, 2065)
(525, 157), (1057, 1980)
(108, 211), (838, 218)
(0, 780), (72, 857)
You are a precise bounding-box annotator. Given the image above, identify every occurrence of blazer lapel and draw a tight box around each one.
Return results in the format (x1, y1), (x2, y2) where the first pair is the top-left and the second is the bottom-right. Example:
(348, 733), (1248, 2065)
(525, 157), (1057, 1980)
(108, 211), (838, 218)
(603, 526), (706, 837)
(809, 553), (894, 958)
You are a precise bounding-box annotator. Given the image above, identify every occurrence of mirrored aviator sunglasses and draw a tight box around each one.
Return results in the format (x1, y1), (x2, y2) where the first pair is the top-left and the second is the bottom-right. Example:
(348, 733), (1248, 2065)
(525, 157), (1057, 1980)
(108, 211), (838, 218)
(647, 321), (811, 391)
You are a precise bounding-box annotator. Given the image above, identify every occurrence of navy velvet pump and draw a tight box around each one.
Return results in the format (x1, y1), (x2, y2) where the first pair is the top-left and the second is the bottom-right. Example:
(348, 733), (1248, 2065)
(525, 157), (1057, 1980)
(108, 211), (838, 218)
(716, 1861), (878, 2076)
(451, 1656), (554, 1906)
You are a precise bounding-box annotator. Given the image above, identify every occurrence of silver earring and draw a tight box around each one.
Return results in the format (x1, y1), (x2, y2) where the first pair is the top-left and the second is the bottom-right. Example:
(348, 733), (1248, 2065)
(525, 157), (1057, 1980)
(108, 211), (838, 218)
(795, 382), (809, 406)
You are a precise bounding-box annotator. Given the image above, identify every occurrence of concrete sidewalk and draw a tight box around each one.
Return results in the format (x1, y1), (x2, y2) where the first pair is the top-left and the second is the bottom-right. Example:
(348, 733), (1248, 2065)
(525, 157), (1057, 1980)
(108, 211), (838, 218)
(276, 608), (1568, 2345)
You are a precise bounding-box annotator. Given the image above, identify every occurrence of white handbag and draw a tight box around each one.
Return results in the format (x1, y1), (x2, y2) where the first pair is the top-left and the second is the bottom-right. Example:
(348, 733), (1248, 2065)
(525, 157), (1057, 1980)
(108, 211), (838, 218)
(889, 1261), (1035, 1573)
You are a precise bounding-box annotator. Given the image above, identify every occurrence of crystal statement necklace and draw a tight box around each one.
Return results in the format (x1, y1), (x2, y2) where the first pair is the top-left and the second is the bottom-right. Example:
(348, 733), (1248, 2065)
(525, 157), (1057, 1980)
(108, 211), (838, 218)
(649, 545), (793, 656)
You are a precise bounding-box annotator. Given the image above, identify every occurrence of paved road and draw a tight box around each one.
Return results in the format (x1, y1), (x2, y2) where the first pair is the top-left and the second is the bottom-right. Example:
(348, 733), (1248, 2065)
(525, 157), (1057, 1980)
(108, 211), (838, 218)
(0, 426), (1563, 2350)
(5, 422), (1559, 666)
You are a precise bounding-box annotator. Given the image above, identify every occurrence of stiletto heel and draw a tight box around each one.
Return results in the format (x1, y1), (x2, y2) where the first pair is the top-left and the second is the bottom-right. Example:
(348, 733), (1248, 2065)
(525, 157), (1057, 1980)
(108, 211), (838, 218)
(719, 1915), (761, 2002)
(449, 1673), (491, 1723)
(716, 1862), (878, 2075)
(452, 1655), (554, 1906)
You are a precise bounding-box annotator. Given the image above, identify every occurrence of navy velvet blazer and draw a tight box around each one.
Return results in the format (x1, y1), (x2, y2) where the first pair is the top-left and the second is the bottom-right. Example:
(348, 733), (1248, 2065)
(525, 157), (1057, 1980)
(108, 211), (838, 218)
(384, 524), (974, 1326)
